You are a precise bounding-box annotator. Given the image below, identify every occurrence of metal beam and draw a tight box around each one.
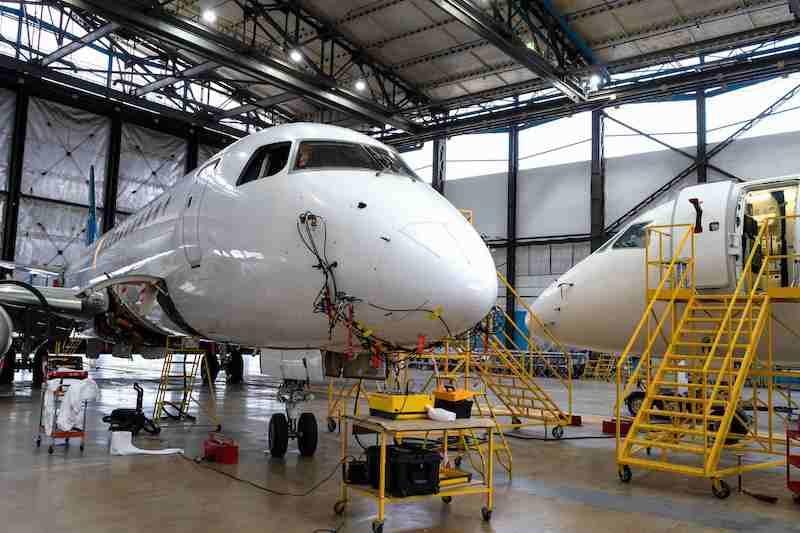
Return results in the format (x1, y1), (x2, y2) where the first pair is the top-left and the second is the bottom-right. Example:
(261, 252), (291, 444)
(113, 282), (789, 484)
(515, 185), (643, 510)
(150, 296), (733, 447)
(2, 87), (28, 261)
(590, 110), (605, 251)
(102, 114), (121, 234)
(431, 0), (586, 102)
(696, 87), (707, 183)
(432, 137), (447, 194)
(61, 0), (417, 132)
(135, 61), (218, 96)
(40, 22), (120, 66)
(213, 93), (298, 120)
(505, 125), (519, 347)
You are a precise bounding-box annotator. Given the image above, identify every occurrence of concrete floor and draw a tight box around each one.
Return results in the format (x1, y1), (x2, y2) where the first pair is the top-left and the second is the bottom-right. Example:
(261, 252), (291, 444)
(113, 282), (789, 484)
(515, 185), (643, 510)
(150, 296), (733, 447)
(2, 359), (800, 533)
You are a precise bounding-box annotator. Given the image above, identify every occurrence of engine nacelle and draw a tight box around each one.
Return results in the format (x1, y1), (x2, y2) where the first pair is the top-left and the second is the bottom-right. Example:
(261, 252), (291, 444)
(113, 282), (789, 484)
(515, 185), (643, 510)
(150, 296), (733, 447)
(0, 305), (12, 359)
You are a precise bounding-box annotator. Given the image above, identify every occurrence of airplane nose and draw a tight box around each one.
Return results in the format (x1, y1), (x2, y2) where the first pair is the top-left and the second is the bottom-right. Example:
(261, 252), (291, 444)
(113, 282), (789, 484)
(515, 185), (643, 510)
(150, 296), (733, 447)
(528, 281), (561, 340)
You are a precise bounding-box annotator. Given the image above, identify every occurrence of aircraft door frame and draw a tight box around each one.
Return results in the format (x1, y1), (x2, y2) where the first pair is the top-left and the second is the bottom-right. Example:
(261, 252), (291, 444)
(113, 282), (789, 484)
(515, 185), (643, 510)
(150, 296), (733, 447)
(181, 160), (216, 268)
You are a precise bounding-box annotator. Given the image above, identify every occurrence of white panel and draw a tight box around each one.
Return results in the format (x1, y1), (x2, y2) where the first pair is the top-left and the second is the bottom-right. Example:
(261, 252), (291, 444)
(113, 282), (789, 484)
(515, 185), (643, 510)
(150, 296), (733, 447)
(400, 142), (433, 184)
(515, 245), (529, 277)
(517, 160), (590, 237)
(444, 172), (507, 240)
(709, 130), (800, 182)
(529, 245), (549, 276)
(198, 144), (221, 166)
(0, 89), (14, 191)
(446, 132), (508, 181)
(22, 97), (110, 206)
(15, 197), (102, 269)
(605, 148), (695, 227)
(550, 243), (575, 274)
(118, 123), (187, 213)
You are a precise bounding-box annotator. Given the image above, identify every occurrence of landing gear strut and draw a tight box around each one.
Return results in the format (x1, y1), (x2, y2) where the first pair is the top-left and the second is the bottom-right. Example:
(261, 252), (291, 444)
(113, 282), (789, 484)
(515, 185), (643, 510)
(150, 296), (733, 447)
(268, 379), (317, 457)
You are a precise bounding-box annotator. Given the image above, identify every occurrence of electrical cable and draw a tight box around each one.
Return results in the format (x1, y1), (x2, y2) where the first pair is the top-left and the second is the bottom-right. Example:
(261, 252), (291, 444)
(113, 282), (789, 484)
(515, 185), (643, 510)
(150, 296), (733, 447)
(179, 453), (351, 497)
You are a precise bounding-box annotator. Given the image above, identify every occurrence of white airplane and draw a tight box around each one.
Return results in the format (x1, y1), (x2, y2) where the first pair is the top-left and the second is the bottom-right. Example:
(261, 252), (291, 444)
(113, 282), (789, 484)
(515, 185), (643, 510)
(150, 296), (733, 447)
(0, 123), (497, 381)
(530, 176), (800, 362)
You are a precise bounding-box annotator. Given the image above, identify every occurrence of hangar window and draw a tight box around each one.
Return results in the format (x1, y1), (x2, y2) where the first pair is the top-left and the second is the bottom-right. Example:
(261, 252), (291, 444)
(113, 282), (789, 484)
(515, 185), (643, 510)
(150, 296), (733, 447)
(612, 220), (652, 250)
(238, 142), (292, 186)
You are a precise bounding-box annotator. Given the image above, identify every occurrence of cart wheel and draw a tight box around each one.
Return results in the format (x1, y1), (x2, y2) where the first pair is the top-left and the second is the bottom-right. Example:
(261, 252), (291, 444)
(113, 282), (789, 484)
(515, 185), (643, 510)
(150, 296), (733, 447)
(48, 445), (54, 455)
(454, 456), (463, 468)
(297, 413), (318, 457)
(712, 479), (731, 500)
(371, 520), (384, 533)
(327, 417), (337, 433)
(441, 496), (452, 504)
(481, 507), (492, 521)
(268, 413), (289, 458)
(551, 426), (564, 440)
(80, 444), (85, 452)
(333, 500), (347, 515)
(35, 437), (41, 448)
(618, 465), (632, 483)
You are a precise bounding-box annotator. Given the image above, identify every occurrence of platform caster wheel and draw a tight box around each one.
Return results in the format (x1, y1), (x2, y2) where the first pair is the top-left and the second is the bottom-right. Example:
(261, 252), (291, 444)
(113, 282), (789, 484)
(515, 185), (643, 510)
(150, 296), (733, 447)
(551, 426), (564, 440)
(333, 500), (347, 515)
(327, 417), (337, 433)
(371, 520), (384, 533)
(268, 413), (289, 458)
(48, 445), (54, 455)
(297, 413), (318, 457)
(441, 496), (452, 504)
(79, 444), (85, 452)
(712, 479), (731, 500)
(64, 438), (70, 448)
(618, 465), (632, 483)
(481, 507), (492, 521)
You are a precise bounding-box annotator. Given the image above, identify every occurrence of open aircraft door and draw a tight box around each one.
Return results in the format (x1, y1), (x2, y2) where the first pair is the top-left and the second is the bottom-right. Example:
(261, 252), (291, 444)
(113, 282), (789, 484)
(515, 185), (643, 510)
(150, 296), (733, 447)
(672, 181), (737, 289)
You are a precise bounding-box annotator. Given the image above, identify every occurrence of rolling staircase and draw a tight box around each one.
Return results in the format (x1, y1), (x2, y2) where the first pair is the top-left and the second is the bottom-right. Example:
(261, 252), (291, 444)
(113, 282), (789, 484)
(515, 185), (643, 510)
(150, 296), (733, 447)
(615, 220), (792, 496)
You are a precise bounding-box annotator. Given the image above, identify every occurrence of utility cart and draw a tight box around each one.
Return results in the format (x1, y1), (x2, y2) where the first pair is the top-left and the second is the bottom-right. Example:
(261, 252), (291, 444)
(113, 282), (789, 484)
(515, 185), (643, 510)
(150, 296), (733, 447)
(335, 414), (496, 533)
(36, 370), (90, 454)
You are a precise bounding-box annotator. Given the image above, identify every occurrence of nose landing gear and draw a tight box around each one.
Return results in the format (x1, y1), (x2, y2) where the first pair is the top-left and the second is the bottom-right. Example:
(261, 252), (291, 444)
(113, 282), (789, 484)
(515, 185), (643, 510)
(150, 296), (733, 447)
(268, 379), (318, 458)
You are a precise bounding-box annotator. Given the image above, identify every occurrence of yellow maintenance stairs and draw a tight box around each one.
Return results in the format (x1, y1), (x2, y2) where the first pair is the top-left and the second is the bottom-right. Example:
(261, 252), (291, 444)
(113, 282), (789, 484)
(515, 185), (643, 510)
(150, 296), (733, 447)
(616, 216), (800, 497)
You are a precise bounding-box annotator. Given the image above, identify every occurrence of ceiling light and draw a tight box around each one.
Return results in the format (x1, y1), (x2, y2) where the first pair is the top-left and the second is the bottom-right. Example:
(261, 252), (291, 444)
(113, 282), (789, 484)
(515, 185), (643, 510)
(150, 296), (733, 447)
(289, 49), (303, 63)
(588, 73), (602, 91)
(202, 10), (217, 24)
(354, 79), (367, 92)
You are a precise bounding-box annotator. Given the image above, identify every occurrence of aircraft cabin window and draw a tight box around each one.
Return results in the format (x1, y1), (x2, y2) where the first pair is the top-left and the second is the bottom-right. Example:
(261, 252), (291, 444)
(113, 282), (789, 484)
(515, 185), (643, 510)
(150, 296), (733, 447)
(238, 142), (292, 186)
(612, 221), (652, 249)
(294, 141), (420, 180)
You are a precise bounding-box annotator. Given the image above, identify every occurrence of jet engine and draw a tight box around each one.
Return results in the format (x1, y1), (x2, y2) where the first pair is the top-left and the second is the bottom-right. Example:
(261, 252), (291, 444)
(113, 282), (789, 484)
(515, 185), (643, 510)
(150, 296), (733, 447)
(0, 305), (13, 365)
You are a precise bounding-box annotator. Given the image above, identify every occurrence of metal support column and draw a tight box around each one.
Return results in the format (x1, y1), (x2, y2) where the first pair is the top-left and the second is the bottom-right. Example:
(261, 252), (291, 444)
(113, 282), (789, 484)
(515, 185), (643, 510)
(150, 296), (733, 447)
(102, 114), (121, 234)
(505, 125), (519, 346)
(590, 110), (606, 251)
(432, 137), (446, 194)
(696, 87), (708, 183)
(2, 87), (28, 261)
(186, 129), (199, 173)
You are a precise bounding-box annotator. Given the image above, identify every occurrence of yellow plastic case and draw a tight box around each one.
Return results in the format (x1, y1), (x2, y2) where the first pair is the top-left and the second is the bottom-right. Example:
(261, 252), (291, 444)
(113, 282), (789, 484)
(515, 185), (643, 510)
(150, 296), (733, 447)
(367, 393), (432, 419)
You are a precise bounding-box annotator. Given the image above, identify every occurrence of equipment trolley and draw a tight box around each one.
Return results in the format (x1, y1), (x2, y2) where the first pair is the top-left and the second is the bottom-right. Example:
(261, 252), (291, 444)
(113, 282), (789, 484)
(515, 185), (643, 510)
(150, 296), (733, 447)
(335, 415), (496, 533)
(36, 370), (90, 454)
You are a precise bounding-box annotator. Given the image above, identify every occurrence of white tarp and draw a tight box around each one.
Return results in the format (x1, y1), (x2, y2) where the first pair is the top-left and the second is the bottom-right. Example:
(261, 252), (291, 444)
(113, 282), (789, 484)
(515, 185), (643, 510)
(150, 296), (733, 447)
(42, 375), (98, 435)
(22, 97), (110, 206)
(0, 89), (15, 191)
(117, 123), (186, 215)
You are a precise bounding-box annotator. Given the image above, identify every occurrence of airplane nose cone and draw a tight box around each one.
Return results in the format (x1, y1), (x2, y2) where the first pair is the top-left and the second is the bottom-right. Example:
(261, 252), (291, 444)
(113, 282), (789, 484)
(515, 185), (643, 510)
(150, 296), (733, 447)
(528, 281), (561, 341)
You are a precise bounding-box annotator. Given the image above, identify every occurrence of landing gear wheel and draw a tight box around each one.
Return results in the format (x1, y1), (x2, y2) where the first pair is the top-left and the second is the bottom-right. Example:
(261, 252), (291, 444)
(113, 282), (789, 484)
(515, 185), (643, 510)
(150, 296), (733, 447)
(268, 413), (289, 458)
(327, 417), (337, 433)
(481, 507), (492, 521)
(712, 479), (731, 499)
(618, 465), (632, 483)
(441, 496), (452, 504)
(372, 520), (384, 533)
(333, 500), (347, 515)
(297, 412), (318, 457)
(551, 426), (564, 440)
(227, 349), (244, 384)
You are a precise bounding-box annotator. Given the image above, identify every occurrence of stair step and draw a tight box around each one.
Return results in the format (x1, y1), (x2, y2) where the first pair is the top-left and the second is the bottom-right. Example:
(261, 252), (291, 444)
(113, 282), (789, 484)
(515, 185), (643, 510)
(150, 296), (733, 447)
(651, 395), (727, 404)
(653, 381), (731, 389)
(661, 366), (739, 373)
(680, 329), (751, 336)
(636, 423), (710, 436)
(628, 438), (706, 454)
(643, 409), (722, 421)
(673, 341), (751, 348)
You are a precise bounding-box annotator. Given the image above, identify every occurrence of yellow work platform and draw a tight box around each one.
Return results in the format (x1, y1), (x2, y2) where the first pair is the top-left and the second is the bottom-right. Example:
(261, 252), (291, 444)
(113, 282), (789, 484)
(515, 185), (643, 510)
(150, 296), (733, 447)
(335, 415), (496, 532)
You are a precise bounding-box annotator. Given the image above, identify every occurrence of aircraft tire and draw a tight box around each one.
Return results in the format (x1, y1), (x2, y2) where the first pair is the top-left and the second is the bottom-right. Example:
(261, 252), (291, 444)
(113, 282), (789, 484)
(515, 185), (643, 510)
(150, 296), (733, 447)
(268, 413), (289, 458)
(227, 349), (244, 384)
(0, 353), (14, 385)
(297, 412), (318, 457)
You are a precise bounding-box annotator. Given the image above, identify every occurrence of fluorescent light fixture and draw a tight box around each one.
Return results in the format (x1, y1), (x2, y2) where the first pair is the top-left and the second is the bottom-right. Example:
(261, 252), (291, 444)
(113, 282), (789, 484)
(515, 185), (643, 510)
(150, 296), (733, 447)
(289, 49), (303, 63)
(202, 10), (217, 24)
(354, 79), (367, 92)
(589, 73), (602, 91)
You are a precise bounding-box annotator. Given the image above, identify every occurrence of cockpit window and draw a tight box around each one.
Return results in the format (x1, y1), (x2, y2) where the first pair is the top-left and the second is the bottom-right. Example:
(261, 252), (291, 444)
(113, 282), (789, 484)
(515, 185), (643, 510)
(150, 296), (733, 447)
(238, 141), (292, 186)
(612, 221), (652, 249)
(293, 140), (419, 180)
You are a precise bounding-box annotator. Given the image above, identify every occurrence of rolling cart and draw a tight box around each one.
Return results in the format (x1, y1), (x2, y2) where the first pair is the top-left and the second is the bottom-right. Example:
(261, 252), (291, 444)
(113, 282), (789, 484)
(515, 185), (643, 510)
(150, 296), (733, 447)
(36, 370), (90, 454)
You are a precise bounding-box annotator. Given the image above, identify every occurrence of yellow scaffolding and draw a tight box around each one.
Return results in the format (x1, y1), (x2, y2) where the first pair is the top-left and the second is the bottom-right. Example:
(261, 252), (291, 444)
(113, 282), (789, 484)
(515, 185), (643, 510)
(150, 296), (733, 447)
(615, 217), (800, 497)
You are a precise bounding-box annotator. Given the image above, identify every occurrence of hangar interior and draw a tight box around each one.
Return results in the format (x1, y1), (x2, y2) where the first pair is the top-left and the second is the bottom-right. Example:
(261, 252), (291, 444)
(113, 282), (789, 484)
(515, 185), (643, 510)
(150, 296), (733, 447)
(3, 1), (800, 532)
